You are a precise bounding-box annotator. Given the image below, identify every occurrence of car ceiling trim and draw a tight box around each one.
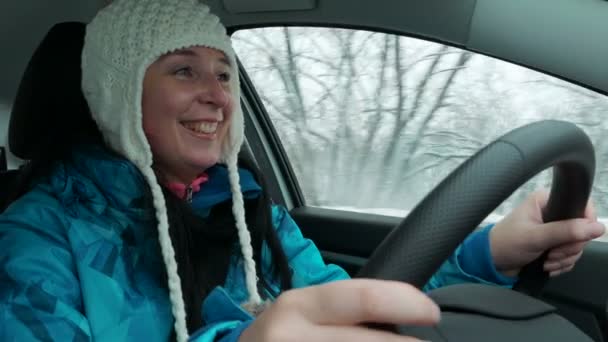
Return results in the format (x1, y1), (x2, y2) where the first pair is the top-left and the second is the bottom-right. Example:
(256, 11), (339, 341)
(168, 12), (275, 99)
(223, 0), (317, 14)
(468, 0), (608, 94)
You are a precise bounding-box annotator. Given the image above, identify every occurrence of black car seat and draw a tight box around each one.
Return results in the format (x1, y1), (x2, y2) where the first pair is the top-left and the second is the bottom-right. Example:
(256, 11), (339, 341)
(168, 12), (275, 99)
(0, 22), (95, 212)
(0, 147), (7, 171)
(9, 22), (98, 162)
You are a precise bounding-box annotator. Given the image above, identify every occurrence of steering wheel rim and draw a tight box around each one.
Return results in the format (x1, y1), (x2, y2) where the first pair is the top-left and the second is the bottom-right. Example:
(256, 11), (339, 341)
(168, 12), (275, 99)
(357, 120), (595, 295)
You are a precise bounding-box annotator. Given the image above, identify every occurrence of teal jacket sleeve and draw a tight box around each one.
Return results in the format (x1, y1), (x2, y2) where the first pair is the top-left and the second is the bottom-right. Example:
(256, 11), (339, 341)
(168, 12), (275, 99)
(423, 224), (517, 292)
(271, 206), (516, 291)
(270, 205), (514, 291)
(189, 205), (350, 342)
(0, 190), (92, 341)
(188, 286), (254, 342)
(270, 205), (351, 288)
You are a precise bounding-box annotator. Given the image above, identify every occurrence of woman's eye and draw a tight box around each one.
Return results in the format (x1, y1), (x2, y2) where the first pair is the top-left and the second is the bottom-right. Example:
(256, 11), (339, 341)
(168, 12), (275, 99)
(174, 67), (194, 78)
(217, 72), (231, 82)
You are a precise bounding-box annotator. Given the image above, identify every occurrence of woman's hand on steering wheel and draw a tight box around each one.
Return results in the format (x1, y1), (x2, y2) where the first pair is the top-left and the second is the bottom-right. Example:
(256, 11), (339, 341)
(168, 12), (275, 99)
(490, 190), (605, 277)
(239, 279), (440, 342)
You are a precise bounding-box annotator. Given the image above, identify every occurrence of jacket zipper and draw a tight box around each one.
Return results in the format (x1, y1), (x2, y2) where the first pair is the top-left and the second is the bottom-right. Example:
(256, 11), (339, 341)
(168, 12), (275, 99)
(186, 185), (193, 203)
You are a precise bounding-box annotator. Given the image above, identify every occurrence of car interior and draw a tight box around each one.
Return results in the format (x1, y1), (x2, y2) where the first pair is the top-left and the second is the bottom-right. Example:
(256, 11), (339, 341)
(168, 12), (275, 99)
(1, 0), (607, 341)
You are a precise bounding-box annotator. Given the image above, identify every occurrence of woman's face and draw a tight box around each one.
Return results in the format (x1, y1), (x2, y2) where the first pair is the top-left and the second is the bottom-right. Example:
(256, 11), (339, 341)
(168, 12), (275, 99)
(142, 46), (234, 184)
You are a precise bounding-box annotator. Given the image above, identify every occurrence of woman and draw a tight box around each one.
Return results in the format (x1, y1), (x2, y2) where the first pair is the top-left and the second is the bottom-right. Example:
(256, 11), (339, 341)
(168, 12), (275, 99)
(0, 0), (604, 341)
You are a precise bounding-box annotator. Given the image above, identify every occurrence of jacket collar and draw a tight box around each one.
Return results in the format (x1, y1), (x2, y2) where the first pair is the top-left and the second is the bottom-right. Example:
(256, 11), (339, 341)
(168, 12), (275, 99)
(52, 145), (262, 215)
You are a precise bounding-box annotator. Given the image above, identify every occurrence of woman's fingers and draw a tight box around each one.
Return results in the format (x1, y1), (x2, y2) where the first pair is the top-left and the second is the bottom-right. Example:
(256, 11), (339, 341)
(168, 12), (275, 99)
(241, 279), (440, 342)
(288, 279), (440, 326)
(547, 242), (586, 259)
(544, 252), (582, 273)
(549, 265), (574, 278)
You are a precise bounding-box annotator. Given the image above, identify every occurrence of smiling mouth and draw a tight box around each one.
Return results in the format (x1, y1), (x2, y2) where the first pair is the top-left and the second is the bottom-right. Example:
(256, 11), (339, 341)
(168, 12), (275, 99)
(182, 121), (219, 134)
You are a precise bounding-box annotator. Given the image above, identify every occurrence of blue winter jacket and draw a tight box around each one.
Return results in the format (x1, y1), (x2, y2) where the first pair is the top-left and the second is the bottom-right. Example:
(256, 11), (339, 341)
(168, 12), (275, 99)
(0, 145), (515, 341)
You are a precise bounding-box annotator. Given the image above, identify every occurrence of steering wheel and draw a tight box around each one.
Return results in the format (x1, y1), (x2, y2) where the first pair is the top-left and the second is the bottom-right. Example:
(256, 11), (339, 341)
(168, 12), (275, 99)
(357, 120), (595, 341)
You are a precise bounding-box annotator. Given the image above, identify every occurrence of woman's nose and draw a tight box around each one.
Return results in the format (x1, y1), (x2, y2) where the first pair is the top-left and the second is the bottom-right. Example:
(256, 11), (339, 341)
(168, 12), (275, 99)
(197, 75), (229, 108)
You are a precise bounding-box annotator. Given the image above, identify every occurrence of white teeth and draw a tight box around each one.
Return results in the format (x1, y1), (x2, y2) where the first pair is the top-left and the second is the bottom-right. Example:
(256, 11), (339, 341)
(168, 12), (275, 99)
(198, 122), (218, 133)
(183, 121), (219, 134)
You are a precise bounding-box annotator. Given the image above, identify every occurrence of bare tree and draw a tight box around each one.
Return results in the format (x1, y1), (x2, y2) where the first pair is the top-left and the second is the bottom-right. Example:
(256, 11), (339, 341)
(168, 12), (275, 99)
(233, 27), (608, 218)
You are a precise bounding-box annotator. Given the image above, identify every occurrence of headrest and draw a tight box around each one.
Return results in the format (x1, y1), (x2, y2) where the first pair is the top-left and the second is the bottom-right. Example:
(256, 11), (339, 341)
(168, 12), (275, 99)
(9, 22), (101, 160)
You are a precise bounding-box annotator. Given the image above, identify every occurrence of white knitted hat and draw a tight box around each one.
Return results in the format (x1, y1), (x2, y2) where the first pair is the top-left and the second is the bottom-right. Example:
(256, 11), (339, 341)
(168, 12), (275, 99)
(81, 1), (261, 340)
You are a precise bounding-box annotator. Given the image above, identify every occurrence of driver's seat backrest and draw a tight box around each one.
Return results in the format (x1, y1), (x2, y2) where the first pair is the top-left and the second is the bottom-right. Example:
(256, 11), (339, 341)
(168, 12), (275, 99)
(9, 22), (99, 161)
(1, 22), (100, 213)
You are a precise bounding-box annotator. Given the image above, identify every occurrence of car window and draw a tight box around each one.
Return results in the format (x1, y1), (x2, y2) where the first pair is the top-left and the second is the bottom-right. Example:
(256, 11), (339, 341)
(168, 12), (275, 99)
(234, 27), (608, 237)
